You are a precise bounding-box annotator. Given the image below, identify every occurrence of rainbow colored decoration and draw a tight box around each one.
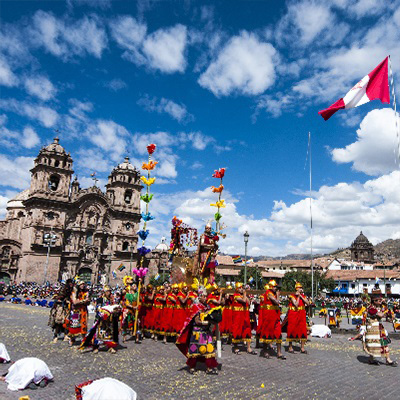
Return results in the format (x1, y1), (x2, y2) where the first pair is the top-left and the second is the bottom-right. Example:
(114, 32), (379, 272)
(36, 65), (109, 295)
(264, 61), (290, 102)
(210, 167), (226, 231)
(133, 143), (157, 335)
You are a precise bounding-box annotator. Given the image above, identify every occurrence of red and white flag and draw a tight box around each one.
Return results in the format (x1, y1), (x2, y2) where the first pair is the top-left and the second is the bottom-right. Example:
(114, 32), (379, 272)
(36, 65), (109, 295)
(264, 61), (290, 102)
(318, 57), (390, 121)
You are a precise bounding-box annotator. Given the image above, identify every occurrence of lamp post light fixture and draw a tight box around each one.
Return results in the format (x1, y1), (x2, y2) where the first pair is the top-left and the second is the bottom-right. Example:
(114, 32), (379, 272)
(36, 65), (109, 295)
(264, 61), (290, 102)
(43, 231), (57, 285)
(243, 231), (249, 285)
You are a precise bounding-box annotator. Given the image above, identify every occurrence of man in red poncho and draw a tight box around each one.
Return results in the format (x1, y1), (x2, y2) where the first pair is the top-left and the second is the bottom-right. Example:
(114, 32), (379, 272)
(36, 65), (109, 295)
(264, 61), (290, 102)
(287, 282), (309, 354)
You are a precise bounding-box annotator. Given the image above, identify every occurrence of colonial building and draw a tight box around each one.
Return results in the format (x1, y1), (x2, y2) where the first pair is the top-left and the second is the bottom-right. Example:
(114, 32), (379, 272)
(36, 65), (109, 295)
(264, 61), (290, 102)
(0, 138), (144, 284)
(350, 231), (375, 263)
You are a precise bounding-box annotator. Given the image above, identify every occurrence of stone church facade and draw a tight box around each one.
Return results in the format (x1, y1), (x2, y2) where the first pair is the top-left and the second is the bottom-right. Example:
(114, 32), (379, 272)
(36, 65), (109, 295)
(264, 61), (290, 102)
(0, 137), (151, 284)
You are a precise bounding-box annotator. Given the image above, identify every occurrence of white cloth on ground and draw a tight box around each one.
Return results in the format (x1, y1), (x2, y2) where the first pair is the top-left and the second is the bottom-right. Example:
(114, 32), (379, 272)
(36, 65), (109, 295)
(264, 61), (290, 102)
(311, 324), (331, 338)
(81, 377), (137, 400)
(0, 343), (11, 363)
(5, 357), (53, 391)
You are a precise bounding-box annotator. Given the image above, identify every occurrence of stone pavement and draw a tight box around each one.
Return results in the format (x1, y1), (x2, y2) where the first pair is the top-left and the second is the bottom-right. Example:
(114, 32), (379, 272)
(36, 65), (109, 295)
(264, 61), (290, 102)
(0, 303), (399, 400)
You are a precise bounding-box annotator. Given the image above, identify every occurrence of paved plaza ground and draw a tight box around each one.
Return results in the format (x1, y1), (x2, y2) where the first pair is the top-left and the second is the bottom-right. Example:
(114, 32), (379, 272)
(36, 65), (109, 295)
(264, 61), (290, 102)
(1, 303), (399, 400)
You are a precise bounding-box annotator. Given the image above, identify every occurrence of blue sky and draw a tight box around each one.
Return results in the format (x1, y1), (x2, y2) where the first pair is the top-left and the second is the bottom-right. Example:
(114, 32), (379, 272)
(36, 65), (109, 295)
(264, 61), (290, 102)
(1, 0), (400, 256)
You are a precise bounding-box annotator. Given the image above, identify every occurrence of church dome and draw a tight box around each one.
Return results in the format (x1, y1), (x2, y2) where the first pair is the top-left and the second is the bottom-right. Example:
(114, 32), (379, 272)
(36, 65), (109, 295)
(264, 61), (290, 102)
(43, 137), (66, 154)
(116, 157), (136, 171)
(155, 237), (168, 252)
(353, 231), (371, 245)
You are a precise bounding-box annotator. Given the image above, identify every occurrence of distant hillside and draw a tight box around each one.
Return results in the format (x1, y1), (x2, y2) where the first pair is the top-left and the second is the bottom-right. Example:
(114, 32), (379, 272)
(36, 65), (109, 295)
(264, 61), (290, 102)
(231, 238), (400, 261)
(374, 239), (400, 258)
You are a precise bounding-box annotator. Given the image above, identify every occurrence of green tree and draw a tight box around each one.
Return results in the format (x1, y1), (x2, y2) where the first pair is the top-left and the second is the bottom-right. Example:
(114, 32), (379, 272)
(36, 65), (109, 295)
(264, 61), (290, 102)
(282, 271), (335, 295)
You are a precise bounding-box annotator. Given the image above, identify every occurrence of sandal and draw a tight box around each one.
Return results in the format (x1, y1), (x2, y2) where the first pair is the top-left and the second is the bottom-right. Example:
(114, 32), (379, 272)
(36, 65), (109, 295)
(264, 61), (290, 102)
(386, 361), (398, 367)
(246, 350), (257, 355)
(300, 350), (308, 354)
(260, 351), (270, 359)
(206, 368), (218, 375)
(277, 355), (286, 360)
(188, 368), (195, 375)
(288, 349), (295, 354)
(233, 348), (240, 355)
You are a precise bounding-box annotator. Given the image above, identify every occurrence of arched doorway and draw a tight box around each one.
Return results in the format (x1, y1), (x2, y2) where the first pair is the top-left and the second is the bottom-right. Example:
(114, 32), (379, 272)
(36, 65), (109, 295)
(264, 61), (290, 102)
(78, 268), (92, 284)
(0, 272), (11, 285)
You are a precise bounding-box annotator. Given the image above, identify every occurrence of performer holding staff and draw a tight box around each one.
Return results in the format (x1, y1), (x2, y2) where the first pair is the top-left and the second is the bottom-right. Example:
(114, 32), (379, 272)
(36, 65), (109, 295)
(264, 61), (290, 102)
(287, 282), (309, 354)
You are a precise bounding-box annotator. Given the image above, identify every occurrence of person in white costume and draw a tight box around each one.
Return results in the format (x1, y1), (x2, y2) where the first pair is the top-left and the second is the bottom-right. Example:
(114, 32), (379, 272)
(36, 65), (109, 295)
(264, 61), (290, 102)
(0, 343), (11, 363)
(0, 357), (53, 391)
(75, 377), (137, 400)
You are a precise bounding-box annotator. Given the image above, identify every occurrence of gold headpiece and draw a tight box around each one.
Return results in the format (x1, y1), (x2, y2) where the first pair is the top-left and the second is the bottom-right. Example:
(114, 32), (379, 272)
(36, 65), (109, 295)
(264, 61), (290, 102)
(295, 282), (303, 289)
(268, 280), (278, 287)
(235, 282), (243, 289)
(123, 275), (134, 287)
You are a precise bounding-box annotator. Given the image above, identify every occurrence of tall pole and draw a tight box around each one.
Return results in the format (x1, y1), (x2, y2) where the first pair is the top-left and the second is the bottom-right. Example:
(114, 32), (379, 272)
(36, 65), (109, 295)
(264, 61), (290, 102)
(307, 132), (314, 301)
(384, 263), (387, 298)
(243, 231), (249, 285)
(389, 55), (400, 167)
(44, 242), (51, 285)
(256, 264), (259, 290)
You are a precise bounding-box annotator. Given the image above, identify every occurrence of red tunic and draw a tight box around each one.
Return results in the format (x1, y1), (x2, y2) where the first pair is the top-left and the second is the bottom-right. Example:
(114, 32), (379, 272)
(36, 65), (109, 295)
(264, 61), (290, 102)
(152, 293), (165, 335)
(220, 295), (233, 338)
(161, 293), (178, 336)
(286, 295), (308, 342)
(142, 292), (154, 333)
(258, 290), (282, 344)
(231, 292), (252, 343)
(186, 291), (197, 316)
(207, 293), (220, 309)
(175, 291), (188, 334)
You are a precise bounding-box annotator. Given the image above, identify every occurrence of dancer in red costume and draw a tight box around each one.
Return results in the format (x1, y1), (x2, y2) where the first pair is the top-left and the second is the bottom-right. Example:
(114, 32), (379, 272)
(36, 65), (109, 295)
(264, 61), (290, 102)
(258, 280), (285, 359)
(231, 283), (255, 355)
(152, 286), (166, 342)
(142, 284), (155, 337)
(220, 286), (233, 339)
(175, 283), (189, 334)
(287, 282), (309, 354)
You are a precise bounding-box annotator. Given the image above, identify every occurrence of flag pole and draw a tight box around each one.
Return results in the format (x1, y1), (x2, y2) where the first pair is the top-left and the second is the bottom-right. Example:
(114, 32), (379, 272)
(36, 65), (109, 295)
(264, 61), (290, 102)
(389, 55), (400, 166)
(308, 132), (314, 301)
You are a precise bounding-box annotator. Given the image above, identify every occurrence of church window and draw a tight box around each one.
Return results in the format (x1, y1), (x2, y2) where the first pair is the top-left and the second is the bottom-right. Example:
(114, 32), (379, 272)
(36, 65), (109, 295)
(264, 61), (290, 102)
(122, 241), (129, 251)
(86, 231), (93, 244)
(46, 212), (55, 220)
(1, 246), (11, 257)
(128, 176), (132, 183)
(48, 175), (60, 191)
(55, 160), (60, 167)
(124, 189), (132, 204)
(125, 222), (131, 230)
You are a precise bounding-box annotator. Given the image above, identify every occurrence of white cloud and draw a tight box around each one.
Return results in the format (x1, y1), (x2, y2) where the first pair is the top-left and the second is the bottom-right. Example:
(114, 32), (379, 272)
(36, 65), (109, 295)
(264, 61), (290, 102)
(137, 95), (194, 123)
(142, 24), (187, 73)
(110, 17), (187, 74)
(0, 98), (58, 127)
(146, 170), (400, 256)
(86, 120), (129, 162)
(0, 56), (18, 87)
(24, 76), (57, 101)
(103, 78), (127, 91)
(198, 31), (277, 97)
(0, 154), (34, 190)
(331, 109), (399, 175)
(21, 126), (40, 149)
(0, 119), (39, 149)
(31, 11), (107, 59)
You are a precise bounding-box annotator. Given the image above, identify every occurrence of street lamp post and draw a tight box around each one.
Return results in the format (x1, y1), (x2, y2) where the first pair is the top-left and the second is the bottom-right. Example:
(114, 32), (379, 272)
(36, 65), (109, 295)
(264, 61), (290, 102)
(243, 231), (249, 285)
(43, 231), (57, 285)
(256, 264), (259, 290)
